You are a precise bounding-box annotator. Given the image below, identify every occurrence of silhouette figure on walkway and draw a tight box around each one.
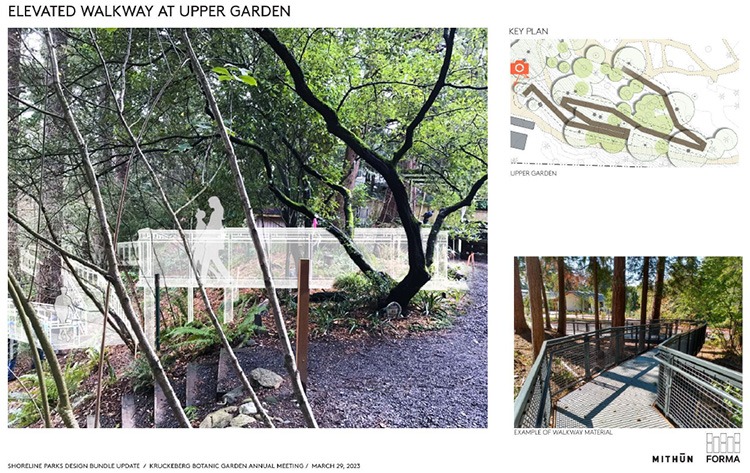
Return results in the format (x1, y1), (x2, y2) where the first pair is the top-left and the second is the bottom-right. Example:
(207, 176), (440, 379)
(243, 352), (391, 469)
(197, 196), (230, 281)
(54, 286), (75, 323)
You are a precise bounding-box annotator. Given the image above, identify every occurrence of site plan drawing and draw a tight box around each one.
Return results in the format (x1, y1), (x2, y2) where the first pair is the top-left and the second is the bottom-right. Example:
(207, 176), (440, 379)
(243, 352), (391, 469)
(510, 39), (740, 167)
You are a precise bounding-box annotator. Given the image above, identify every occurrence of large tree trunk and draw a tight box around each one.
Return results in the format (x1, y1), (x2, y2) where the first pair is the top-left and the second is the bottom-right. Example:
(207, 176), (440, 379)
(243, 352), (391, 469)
(541, 281), (551, 330)
(652, 257), (666, 322)
(640, 257), (650, 324)
(526, 257), (545, 359)
(556, 257), (567, 336)
(45, 29), (191, 428)
(513, 257), (530, 337)
(253, 28), (474, 311)
(8, 29), (21, 273)
(336, 146), (359, 228)
(612, 257), (626, 327)
(592, 257), (600, 331)
(638, 256), (650, 350)
(37, 28), (67, 304)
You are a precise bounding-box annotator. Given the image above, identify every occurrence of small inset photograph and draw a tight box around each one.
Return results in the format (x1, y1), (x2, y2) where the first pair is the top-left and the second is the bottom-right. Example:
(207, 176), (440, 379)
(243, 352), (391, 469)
(514, 257), (742, 429)
(510, 39), (740, 168)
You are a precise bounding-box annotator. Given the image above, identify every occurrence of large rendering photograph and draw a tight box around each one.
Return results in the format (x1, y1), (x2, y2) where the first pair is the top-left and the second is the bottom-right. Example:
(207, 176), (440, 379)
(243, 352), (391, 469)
(7, 28), (487, 428)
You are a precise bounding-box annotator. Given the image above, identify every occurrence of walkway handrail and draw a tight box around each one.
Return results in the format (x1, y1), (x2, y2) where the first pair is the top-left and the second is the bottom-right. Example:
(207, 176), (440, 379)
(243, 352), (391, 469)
(514, 320), (697, 428)
(655, 323), (742, 428)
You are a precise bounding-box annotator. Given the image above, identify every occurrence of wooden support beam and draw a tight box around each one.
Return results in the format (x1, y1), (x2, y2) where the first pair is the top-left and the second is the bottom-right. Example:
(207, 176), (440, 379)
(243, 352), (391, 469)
(295, 259), (310, 389)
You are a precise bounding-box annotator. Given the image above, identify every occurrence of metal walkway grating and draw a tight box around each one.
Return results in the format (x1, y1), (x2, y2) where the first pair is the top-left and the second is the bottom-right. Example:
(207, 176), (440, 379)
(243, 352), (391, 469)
(554, 351), (673, 428)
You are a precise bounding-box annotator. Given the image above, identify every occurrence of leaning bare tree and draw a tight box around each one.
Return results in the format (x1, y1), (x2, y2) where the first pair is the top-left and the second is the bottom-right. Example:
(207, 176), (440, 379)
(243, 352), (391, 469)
(182, 29), (317, 428)
(42, 28), (192, 428)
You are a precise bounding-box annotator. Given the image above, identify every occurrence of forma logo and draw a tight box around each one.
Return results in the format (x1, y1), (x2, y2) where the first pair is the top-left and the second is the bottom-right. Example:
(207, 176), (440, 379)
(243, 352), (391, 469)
(707, 433), (741, 463)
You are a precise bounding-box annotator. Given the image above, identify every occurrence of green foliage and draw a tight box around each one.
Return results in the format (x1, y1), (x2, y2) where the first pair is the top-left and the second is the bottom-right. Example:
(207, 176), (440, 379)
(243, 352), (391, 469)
(162, 322), (220, 351)
(124, 355), (154, 393)
(9, 357), (91, 427)
(212, 64), (258, 86)
(184, 405), (200, 422)
(311, 301), (349, 337)
(414, 291), (448, 318)
(160, 302), (267, 354)
(333, 272), (394, 307)
(409, 290), (464, 332)
(665, 257), (742, 353)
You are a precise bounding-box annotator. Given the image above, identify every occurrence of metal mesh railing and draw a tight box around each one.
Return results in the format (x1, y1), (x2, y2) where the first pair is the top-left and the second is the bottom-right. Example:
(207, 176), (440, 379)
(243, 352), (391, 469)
(514, 320), (690, 428)
(656, 324), (742, 428)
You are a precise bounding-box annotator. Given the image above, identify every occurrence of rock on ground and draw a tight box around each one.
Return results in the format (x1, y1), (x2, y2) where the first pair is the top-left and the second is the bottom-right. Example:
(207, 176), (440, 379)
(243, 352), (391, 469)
(230, 414), (256, 428)
(251, 368), (283, 389)
(240, 400), (258, 415)
(199, 406), (238, 428)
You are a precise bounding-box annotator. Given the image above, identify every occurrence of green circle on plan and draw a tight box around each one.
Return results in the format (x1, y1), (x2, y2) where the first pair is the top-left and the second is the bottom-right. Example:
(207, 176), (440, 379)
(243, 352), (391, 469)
(655, 139), (669, 154)
(558, 61), (570, 73)
(558, 42), (569, 53)
(630, 79), (644, 93)
(617, 102), (632, 116)
(573, 58), (593, 78)
(609, 68), (623, 82)
(575, 82), (589, 96)
(547, 57), (559, 68)
(619, 86), (634, 101)
(608, 114), (621, 126)
(600, 63), (612, 74)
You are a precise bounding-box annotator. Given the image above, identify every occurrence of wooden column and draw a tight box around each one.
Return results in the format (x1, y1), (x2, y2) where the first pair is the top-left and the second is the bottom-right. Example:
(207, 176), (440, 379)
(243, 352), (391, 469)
(187, 286), (194, 323)
(296, 259), (310, 389)
(223, 287), (236, 323)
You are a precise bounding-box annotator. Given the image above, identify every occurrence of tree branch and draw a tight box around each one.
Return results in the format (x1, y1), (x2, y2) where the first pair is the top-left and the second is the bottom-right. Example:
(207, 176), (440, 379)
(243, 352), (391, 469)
(425, 173), (487, 267)
(391, 28), (456, 165)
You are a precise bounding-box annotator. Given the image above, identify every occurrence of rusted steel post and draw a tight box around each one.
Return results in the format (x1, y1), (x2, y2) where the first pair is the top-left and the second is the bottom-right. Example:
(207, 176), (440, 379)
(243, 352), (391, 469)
(296, 259), (310, 389)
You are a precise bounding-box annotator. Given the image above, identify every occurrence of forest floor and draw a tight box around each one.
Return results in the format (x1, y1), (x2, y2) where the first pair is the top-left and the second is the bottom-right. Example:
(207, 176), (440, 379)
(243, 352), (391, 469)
(8, 263), (488, 428)
(218, 262), (488, 427)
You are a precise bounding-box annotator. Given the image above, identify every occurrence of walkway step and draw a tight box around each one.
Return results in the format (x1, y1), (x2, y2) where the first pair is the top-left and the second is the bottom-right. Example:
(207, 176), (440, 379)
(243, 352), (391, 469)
(186, 362), (218, 407)
(217, 347), (252, 394)
(121, 393), (136, 428)
(154, 380), (184, 428)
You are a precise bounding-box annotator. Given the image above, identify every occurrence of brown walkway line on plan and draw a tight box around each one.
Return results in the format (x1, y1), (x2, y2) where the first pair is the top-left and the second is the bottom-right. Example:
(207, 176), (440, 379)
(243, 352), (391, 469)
(521, 66), (708, 152)
(621, 66), (706, 151)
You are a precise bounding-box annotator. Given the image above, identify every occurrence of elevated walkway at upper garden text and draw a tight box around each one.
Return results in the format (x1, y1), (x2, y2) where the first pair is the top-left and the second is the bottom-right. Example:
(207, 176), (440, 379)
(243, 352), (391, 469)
(514, 321), (743, 429)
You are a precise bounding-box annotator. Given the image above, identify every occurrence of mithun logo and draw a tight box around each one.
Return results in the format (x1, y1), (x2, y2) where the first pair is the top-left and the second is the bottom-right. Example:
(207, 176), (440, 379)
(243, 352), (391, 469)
(707, 433), (741, 463)
(652, 454), (692, 463)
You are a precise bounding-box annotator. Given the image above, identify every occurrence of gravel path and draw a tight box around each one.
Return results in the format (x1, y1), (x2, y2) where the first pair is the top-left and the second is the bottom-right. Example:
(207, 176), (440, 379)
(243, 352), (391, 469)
(182, 264), (488, 428)
(304, 263), (488, 428)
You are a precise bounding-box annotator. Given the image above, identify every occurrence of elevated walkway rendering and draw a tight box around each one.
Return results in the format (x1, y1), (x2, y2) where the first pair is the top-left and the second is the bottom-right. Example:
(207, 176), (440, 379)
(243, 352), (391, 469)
(9, 227), (452, 350)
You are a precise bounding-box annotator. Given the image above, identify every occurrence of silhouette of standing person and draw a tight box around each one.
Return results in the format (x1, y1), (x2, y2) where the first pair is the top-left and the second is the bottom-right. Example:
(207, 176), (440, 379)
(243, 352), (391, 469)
(54, 286), (75, 323)
(200, 196), (230, 281)
(194, 209), (207, 276)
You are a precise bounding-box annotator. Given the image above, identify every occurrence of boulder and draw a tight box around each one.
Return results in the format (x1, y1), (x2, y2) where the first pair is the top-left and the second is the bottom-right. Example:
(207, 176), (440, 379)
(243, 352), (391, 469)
(230, 414), (256, 428)
(199, 406), (238, 428)
(240, 400), (258, 415)
(251, 368), (283, 389)
(220, 385), (246, 405)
